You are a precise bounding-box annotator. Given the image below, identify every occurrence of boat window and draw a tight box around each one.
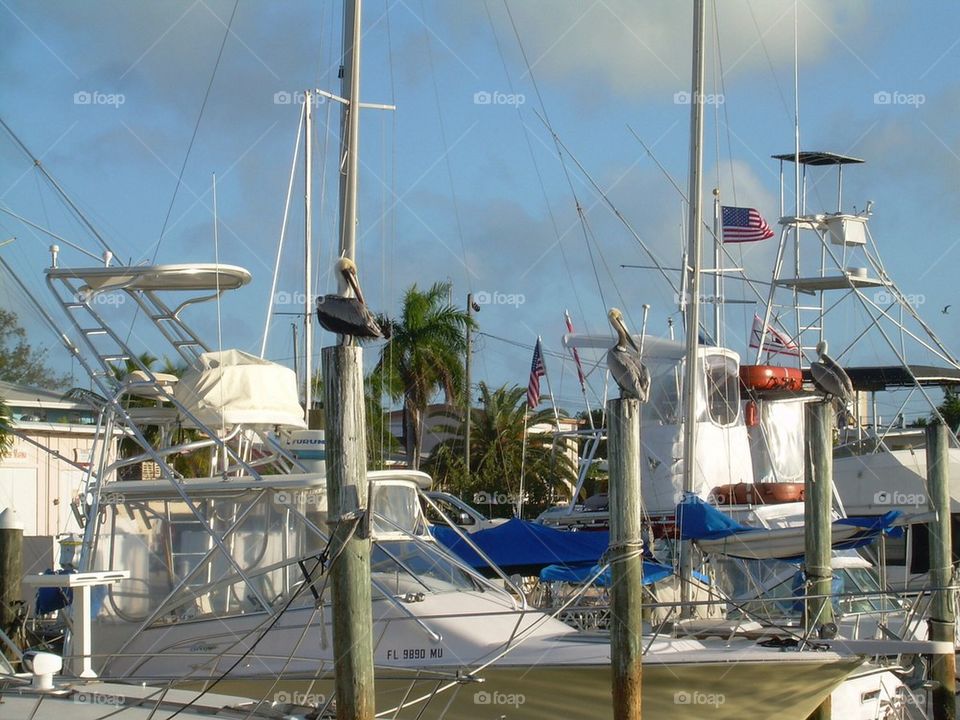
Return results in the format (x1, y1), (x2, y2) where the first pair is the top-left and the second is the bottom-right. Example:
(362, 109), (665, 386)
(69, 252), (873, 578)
(371, 483), (427, 537)
(370, 540), (478, 595)
(642, 358), (682, 425)
(704, 355), (740, 426)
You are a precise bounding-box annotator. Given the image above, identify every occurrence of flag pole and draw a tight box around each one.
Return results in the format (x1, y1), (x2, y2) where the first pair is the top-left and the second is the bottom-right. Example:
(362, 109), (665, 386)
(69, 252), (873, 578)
(518, 408), (528, 518)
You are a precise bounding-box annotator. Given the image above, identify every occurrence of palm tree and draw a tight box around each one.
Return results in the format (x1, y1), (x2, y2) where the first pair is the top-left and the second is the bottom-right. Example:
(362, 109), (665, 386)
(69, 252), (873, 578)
(426, 383), (578, 517)
(0, 396), (12, 460)
(375, 281), (473, 469)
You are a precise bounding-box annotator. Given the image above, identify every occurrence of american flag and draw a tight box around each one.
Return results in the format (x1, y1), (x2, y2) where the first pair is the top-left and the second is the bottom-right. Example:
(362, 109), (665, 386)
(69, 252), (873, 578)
(749, 314), (800, 357)
(721, 206), (775, 243)
(527, 337), (546, 409)
(564, 310), (586, 391)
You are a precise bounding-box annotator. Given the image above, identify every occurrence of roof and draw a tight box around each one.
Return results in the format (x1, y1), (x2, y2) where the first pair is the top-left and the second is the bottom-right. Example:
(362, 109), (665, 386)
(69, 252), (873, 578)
(47, 263), (251, 292)
(771, 151), (864, 166)
(801, 365), (960, 392)
(0, 379), (79, 408)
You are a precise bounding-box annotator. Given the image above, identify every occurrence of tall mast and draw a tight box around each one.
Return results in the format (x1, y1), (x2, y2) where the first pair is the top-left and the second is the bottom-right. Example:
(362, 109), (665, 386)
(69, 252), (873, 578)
(339, 0), (362, 278)
(680, 0), (707, 615)
(304, 89), (314, 417)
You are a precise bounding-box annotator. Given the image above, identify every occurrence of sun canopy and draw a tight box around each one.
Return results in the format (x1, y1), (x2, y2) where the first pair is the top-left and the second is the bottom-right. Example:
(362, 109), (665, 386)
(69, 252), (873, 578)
(431, 519), (610, 577)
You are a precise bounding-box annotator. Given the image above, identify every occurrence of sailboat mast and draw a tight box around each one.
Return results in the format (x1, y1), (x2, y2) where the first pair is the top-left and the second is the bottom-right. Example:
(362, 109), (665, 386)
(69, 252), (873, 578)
(338, 0), (362, 274)
(304, 89), (314, 416)
(680, 0), (707, 615)
(682, 0), (706, 498)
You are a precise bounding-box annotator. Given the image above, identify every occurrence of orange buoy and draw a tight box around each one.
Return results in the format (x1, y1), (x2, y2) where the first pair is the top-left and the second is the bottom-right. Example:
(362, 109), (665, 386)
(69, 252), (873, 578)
(740, 365), (803, 392)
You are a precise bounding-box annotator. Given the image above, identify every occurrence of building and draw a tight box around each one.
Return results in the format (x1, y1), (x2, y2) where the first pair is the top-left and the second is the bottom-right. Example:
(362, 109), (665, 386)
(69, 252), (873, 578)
(0, 380), (117, 537)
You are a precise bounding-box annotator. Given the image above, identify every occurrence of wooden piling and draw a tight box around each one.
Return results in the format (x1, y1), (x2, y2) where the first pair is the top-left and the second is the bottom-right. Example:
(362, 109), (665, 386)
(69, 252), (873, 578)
(608, 398), (643, 720)
(322, 345), (375, 720)
(926, 420), (956, 720)
(0, 508), (23, 643)
(804, 401), (834, 720)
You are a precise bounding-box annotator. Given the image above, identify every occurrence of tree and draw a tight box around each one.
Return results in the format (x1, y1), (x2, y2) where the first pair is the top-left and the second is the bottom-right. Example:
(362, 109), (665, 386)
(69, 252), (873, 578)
(0, 396), (12, 460)
(375, 281), (473, 469)
(0, 309), (70, 389)
(917, 387), (960, 431)
(425, 383), (578, 518)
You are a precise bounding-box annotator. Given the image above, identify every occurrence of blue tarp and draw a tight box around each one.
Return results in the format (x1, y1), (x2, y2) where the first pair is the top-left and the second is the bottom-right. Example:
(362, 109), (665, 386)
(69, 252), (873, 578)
(676, 494), (753, 541)
(431, 519), (611, 577)
(539, 560), (707, 588)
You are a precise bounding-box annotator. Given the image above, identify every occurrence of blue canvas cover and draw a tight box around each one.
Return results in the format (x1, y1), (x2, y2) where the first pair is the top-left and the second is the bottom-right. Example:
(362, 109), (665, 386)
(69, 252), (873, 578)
(676, 494), (753, 540)
(431, 519), (610, 577)
(539, 560), (707, 587)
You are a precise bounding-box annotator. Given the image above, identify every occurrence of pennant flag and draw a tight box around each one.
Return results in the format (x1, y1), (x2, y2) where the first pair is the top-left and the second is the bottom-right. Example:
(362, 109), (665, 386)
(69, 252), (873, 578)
(749, 314), (800, 357)
(527, 337), (546, 409)
(564, 310), (586, 391)
(722, 206), (775, 243)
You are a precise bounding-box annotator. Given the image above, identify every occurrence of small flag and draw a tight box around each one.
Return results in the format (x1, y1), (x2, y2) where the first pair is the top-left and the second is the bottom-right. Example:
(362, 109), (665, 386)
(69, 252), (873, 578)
(527, 337), (546, 409)
(722, 206), (775, 243)
(564, 310), (586, 391)
(749, 314), (800, 357)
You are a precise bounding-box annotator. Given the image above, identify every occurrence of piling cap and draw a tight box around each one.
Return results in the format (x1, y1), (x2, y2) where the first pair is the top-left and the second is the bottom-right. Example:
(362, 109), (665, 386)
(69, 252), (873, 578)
(0, 507), (25, 531)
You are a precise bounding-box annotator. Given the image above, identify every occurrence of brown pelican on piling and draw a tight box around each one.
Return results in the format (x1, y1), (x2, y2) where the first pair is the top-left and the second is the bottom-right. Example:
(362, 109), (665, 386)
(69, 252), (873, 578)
(607, 307), (651, 402)
(316, 257), (384, 340)
(810, 340), (855, 414)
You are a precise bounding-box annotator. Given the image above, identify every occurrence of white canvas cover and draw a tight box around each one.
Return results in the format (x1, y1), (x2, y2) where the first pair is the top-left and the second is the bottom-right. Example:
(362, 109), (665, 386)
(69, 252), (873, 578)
(174, 350), (306, 429)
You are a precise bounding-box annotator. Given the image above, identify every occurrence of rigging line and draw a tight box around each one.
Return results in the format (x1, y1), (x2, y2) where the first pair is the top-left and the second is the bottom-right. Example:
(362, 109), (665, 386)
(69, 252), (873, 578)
(483, 0), (590, 332)
(0, 117), (117, 260)
(538, 113), (680, 301)
(625, 126), (772, 314)
(419, 0), (471, 291)
(261, 102), (305, 358)
(745, 0), (793, 122)
(152, 0), (239, 264)
(502, 0), (612, 322)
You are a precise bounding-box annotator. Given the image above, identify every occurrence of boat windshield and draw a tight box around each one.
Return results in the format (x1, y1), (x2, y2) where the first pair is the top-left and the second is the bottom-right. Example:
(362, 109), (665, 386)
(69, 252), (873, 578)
(371, 539), (479, 596)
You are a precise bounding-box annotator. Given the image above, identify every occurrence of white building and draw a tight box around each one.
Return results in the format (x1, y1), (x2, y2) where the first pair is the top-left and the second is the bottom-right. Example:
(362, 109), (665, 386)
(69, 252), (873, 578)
(0, 380), (116, 537)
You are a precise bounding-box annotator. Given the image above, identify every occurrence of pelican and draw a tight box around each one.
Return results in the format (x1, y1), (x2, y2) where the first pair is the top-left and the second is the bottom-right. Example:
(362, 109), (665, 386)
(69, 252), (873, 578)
(810, 340), (854, 407)
(316, 257), (384, 340)
(606, 308), (650, 401)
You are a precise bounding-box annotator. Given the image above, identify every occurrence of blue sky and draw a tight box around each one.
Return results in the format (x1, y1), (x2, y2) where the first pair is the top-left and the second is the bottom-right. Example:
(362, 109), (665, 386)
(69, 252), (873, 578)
(1, 1), (958, 422)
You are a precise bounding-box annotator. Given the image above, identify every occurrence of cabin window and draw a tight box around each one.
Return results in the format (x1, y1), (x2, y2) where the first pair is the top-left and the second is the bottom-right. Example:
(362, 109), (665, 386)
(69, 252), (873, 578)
(371, 483), (425, 537)
(704, 355), (740, 426)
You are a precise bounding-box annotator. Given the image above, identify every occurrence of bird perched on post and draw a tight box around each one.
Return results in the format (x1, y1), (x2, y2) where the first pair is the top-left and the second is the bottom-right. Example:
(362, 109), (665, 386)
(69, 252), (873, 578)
(316, 257), (384, 341)
(606, 308), (651, 402)
(810, 340), (855, 421)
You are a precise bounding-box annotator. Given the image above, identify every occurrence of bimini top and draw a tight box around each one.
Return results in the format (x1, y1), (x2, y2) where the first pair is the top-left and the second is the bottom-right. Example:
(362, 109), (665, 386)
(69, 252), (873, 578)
(563, 334), (739, 362)
(771, 151), (864, 166)
(47, 263), (251, 293)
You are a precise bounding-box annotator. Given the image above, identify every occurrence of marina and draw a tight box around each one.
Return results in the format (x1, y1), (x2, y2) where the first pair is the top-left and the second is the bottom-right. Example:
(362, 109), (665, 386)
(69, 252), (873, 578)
(2, 1), (960, 718)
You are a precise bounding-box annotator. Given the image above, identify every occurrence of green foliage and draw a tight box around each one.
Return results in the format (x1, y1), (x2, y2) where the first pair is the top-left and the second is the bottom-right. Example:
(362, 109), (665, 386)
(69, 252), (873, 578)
(0, 309), (70, 389)
(365, 373), (400, 469)
(425, 382), (578, 518)
(930, 388), (960, 430)
(375, 281), (473, 469)
(0, 396), (12, 459)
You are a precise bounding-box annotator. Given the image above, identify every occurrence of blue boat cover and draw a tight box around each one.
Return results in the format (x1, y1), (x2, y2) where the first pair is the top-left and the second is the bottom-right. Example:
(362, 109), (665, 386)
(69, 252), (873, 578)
(676, 494), (753, 540)
(539, 560), (708, 587)
(432, 519), (610, 577)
